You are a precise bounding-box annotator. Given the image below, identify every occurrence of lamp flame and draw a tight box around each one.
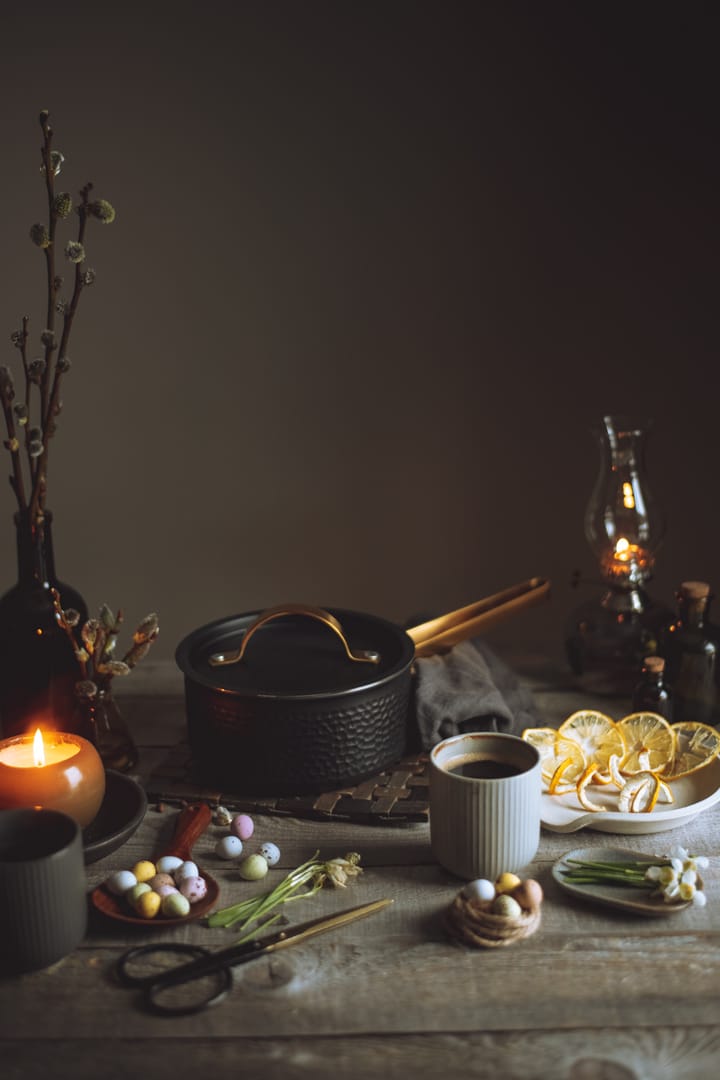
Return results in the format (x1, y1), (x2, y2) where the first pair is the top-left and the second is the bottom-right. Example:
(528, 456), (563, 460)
(615, 537), (630, 559)
(33, 727), (46, 768)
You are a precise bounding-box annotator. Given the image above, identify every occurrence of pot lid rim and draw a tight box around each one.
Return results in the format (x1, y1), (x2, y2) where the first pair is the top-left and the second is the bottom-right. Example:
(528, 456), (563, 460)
(174, 606), (416, 698)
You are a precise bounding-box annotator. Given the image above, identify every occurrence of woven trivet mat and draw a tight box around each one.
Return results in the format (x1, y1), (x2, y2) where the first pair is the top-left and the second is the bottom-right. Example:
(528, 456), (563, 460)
(146, 742), (429, 824)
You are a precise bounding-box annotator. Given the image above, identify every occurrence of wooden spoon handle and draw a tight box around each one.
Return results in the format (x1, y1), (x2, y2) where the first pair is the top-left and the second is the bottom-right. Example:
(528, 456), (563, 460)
(159, 802), (212, 861)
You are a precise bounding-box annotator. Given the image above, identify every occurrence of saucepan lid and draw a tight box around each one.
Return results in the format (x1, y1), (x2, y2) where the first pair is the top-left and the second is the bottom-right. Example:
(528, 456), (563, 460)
(175, 604), (416, 701)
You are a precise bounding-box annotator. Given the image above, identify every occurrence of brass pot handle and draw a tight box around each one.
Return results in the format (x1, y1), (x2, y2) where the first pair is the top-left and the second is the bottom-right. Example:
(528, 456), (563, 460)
(208, 604), (381, 667)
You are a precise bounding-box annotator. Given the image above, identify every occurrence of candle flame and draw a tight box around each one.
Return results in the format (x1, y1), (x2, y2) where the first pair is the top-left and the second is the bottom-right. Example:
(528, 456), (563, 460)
(615, 537), (630, 559)
(33, 727), (46, 768)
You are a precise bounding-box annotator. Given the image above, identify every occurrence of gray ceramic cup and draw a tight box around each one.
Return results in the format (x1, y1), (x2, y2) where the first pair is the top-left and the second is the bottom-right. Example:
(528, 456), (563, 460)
(429, 731), (542, 881)
(0, 808), (87, 974)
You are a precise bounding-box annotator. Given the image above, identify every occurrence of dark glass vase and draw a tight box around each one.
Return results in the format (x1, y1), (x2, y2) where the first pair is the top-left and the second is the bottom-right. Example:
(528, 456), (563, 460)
(73, 689), (139, 773)
(0, 510), (88, 737)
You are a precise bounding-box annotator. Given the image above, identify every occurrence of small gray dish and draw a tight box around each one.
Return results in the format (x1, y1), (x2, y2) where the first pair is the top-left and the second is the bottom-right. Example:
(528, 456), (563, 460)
(552, 846), (695, 916)
(83, 770), (147, 864)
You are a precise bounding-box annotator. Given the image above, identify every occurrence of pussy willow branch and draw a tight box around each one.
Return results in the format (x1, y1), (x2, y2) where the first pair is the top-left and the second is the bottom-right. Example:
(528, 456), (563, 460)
(0, 393), (25, 507)
(39, 111), (56, 426)
(29, 167), (92, 524)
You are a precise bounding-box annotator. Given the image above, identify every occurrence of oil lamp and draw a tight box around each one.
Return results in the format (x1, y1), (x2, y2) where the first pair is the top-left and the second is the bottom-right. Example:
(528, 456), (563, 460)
(565, 415), (673, 696)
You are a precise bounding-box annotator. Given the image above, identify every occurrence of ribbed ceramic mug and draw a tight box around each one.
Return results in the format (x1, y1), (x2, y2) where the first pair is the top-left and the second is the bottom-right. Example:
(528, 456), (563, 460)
(429, 731), (541, 881)
(0, 808), (87, 974)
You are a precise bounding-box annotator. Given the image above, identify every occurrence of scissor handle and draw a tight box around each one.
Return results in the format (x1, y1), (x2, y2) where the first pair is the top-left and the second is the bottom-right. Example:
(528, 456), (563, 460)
(116, 943), (233, 1017)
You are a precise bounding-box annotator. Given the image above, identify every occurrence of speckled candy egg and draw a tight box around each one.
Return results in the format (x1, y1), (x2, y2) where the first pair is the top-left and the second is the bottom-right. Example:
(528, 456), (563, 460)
(126, 882), (152, 910)
(230, 813), (254, 841)
(259, 842), (280, 867)
(155, 883), (179, 898)
(148, 873), (176, 891)
(156, 855), (184, 876)
(131, 860), (157, 883)
(136, 890), (162, 919)
(174, 860), (199, 883)
(215, 835), (243, 860)
(463, 878), (496, 903)
(238, 853), (268, 881)
(161, 892), (191, 918)
(106, 869), (137, 896)
(179, 875), (208, 903)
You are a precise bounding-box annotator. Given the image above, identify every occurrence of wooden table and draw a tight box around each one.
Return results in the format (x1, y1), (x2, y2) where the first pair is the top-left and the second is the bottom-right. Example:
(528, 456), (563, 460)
(2, 653), (719, 1080)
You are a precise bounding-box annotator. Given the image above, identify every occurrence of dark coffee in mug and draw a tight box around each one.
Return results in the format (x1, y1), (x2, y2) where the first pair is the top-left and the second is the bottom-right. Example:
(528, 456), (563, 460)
(445, 754), (525, 780)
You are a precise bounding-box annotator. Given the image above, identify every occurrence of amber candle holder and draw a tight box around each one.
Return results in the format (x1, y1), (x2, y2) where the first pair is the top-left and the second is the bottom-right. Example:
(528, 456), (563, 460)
(0, 729), (106, 827)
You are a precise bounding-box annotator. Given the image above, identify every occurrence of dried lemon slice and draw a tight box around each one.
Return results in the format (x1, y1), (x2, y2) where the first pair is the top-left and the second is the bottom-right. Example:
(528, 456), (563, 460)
(576, 763), (604, 811)
(558, 710), (625, 773)
(663, 721), (720, 780)
(522, 727), (564, 775)
(616, 712), (674, 775)
(522, 727), (588, 789)
(548, 754), (584, 794)
(617, 772), (659, 813)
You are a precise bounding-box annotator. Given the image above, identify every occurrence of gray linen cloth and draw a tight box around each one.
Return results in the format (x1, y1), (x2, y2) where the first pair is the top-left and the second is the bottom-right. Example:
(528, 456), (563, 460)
(413, 638), (542, 750)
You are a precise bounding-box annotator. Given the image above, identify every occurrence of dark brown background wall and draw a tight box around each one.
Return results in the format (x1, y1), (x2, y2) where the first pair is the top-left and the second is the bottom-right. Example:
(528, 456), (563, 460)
(0, 2), (717, 666)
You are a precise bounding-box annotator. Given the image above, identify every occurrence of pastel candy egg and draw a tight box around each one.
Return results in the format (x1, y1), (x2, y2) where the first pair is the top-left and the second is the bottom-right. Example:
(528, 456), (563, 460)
(106, 869), (137, 896)
(259, 842), (280, 867)
(179, 876), (208, 903)
(149, 873), (176, 891)
(126, 882), (152, 909)
(492, 893), (522, 919)
(161, 892), (191, 918)
(238, 853), (268, 881)
(230, 814), (254, 841)
(215, 835), (243, 860)
(495, 872), (522, 894)
(131, 860), (156, 883)
(463, 878), (496, 903)
(136, 890), (162, 919)
(155, 883), (179, 898)
(174, 860), (199, 882)
(156, 855), (184, 875)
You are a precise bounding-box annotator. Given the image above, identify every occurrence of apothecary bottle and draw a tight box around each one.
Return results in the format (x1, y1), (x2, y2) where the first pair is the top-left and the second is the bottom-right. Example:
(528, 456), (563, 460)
(631, 655), (672, 722)
(663, 581), (718, 726)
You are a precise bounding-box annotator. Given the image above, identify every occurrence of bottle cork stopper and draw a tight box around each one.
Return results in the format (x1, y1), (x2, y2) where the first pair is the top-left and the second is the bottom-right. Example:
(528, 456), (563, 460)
(679, 581), (711, 600)
(643, 656), (665, 673)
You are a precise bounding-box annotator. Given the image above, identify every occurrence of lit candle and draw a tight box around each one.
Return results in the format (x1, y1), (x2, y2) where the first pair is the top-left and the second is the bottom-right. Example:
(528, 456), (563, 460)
(0, 729), (105, 827)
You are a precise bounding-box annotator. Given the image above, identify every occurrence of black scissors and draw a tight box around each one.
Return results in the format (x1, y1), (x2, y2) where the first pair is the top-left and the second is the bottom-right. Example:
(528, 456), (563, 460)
(115, 896), (393, 1016)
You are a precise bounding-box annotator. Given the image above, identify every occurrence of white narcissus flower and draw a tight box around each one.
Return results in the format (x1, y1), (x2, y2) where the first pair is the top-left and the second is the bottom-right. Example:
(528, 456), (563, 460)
(679, 880), (696, 902)
(663, 879), (681, 902)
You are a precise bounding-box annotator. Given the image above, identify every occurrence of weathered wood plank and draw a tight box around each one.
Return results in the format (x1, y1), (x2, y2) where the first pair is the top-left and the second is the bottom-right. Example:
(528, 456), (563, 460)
(3, 1027), (720, 1080)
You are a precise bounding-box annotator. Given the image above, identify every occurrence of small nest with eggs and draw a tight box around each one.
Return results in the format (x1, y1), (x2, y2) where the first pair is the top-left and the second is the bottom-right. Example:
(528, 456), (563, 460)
(445, 886), (542, 948)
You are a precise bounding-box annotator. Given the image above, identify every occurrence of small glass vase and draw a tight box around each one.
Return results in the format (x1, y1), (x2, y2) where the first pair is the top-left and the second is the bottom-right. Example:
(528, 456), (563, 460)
(74, 688), (139, 773)
(0, 510), (88, 737)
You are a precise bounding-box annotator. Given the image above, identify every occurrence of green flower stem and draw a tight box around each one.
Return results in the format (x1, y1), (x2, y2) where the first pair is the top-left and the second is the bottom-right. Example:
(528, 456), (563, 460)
(207, 852), (324, 933)
(561, 857), (667, 889)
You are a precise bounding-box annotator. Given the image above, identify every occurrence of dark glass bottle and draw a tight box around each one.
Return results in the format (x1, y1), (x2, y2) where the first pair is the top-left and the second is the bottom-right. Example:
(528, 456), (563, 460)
(663, 581), (718, 727)
(0, 510), (88, 737)
(631, 655), (672, 721)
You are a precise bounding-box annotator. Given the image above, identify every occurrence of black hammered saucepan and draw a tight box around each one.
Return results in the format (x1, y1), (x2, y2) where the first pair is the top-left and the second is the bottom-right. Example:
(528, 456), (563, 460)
(175, 577), (549, 795)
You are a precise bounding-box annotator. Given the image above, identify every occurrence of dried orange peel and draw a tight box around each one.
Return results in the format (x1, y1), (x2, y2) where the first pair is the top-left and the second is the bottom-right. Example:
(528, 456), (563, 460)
(522, 711), (719, 815)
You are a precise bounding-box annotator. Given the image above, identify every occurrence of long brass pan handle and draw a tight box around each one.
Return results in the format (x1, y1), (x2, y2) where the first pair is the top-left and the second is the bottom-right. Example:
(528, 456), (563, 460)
(407, 576), (550, 657)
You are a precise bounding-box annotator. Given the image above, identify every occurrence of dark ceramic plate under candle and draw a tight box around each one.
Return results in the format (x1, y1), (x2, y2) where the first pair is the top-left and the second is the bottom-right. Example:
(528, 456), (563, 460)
(83, 770), (147, 864)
